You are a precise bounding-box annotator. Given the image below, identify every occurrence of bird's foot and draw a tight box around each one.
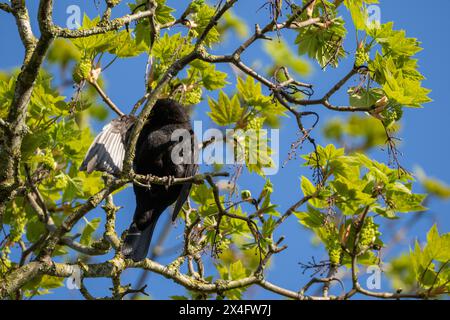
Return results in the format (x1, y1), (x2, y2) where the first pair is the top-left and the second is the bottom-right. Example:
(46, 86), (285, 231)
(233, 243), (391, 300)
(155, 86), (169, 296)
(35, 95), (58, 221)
(144, 174), (153, 190)
(165, 175), (175, 190)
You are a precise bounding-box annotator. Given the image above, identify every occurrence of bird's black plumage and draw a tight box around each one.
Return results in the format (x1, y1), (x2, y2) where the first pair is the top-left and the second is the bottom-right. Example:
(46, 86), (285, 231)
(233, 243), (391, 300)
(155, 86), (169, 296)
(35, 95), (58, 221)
(80, 99), (197, 261)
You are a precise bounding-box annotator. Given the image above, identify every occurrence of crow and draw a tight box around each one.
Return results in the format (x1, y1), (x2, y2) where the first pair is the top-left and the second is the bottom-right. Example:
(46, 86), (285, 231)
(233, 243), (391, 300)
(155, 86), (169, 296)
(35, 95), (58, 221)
(80, 99), (197, 261)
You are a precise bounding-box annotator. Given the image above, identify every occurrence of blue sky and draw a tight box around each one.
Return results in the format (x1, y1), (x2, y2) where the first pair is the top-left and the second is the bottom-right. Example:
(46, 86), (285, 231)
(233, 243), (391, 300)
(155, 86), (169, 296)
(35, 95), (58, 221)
(1, 0), (449, 299)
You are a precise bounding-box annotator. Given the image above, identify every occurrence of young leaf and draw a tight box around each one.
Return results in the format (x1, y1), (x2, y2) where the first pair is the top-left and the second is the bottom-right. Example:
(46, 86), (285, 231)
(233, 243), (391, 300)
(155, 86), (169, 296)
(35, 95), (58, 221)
(80, 217), (101, 246)
(208, 91), (243, 126)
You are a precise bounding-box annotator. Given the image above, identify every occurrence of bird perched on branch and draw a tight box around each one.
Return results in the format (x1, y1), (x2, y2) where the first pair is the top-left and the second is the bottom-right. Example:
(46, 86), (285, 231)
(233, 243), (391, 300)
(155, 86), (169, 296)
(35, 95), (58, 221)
(80, 99), (197, 261)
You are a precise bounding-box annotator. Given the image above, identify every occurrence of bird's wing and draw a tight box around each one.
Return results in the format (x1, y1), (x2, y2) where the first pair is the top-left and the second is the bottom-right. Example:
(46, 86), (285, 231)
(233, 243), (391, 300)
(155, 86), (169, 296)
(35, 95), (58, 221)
(172, 133), (199, 221)
(80, 115), (135, 175)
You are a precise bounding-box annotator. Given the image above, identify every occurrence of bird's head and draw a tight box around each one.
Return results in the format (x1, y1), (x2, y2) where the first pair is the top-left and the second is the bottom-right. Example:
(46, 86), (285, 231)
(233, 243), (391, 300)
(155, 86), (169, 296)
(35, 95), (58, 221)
(148, 99), (191, 125)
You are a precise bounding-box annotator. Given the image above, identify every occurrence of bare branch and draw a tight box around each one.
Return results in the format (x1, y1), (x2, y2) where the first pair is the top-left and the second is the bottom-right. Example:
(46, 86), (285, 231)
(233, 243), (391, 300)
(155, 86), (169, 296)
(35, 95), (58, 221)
(0, 2), (12, 14)
(102, 195), (121, 250)
(10, 0), (37, 62)
(52, 10), (154, 38)
(274, 195), (314, 230)
(0, 258), (328, 300)
(60, 237), (110, 256)
(88, 80), (125, 117)
(132, 172), (229, 188)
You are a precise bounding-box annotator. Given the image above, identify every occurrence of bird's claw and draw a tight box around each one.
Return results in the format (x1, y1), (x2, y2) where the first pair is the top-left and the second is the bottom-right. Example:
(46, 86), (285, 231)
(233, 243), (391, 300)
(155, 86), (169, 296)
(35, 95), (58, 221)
(165, 175), (175, 190)
(145, 174), (153, 190)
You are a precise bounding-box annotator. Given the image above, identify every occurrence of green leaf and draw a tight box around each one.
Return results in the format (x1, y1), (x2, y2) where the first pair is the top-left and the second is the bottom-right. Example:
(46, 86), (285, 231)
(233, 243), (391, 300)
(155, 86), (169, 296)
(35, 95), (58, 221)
(130, 0), (175, 26)
(229, 260), (248, 279)
(216, 260), (249, 299)
(262, 217), (276, 238)
(154, 0), (175, 25)
(26, 216), (46, 243)
(192, 3), (221, 47)
(218, 10), (249, 39)
(424, 225), (450, 263)
(236, 128), (275, 176)
(344, 0), (380, 31)
(71, 15), (115, 58)
(47, 39), (81, 67)
(189, 62), (228, 90)
(208, 91), (243, 126)
(410, 225), (450, 292)
(295, 18), (347, 68)
(383, 71), (432, 108)
(191, 183), (213, 205)
(264, 39), (310, 76)
(236, 76), (286, 126)
(420, 177), (450, 199)
(387, 192), (427, 213)
(301, 176), (316, 197)
(369, 54), (431, 108)
(348, 87), (383, 108)
(191, 184), (220, 217)
(107, 31), (147, 58)
(62, 174), (84, 203)
(323, 115), (394, 151)
(80, 217), (101, 246)
(345, 0), (369, 31)
(294, 205), (325, 229)
(23, 275), (64, 297)
(368, 22), (422, 58)
(257, 179), (280, 216)
(150, 33), (194, 84)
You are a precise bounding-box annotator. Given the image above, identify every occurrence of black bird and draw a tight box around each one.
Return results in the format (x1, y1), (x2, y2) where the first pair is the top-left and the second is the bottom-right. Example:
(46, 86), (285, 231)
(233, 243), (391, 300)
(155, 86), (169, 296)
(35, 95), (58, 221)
(80, 99), (197, 261)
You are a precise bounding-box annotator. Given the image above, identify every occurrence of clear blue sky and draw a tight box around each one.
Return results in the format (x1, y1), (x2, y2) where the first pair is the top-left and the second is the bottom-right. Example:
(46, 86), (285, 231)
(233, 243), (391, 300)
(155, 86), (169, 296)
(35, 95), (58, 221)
(0, 0), (449, 299)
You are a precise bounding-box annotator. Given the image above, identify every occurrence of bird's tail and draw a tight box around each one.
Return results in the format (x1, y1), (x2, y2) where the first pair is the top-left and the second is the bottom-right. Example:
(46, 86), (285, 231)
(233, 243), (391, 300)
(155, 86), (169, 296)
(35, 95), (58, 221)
(122, 219), (158, 262)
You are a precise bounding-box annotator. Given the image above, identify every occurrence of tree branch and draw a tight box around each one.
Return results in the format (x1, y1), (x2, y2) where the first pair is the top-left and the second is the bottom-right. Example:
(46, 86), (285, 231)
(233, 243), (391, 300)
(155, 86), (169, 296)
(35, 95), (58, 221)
(0, 257), (327, 300)
(88, 80), (125, 117)
(52, 10), (154, 38)
(37, 178), (128, 259)
(195, 0), (239, 48)
(0, 0), (55, 228)
(0, 2), (12, 14)
(10, 0), (37, 63)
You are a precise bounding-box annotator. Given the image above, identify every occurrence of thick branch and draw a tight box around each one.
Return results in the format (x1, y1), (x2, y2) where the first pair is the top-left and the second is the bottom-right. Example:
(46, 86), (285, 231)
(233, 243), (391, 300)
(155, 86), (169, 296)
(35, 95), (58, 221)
(60, 237), (110, 256)
(0, 257), (322, 300)
(51, 10), (154, 38)
(10, 0), (37, 62)
(0, 0), (55, 226)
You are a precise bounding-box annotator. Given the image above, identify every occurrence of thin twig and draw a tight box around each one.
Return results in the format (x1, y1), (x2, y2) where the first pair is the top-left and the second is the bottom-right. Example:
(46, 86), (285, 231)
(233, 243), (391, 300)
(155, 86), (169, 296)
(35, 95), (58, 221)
(88, 80), (124, 117)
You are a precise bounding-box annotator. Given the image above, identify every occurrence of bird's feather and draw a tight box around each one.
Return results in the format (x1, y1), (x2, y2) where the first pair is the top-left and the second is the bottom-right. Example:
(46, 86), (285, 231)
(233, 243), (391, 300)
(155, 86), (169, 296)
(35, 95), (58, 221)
(172, 133), (199, 221)
(122, 219), (159, 262)
(80, 115), (135, 175)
